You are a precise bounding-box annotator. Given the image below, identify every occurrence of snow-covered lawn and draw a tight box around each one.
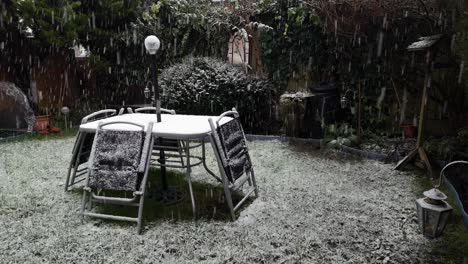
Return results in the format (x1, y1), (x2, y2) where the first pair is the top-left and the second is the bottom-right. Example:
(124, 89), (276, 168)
(0, 138), (429, 263)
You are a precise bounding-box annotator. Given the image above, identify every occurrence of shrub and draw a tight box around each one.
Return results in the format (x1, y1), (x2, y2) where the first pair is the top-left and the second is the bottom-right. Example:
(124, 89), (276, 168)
(160, 57), (278, 134)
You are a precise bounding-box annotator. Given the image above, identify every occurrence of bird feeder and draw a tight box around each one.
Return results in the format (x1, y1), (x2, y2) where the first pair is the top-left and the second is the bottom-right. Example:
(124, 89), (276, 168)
(395, 35), (448, 178)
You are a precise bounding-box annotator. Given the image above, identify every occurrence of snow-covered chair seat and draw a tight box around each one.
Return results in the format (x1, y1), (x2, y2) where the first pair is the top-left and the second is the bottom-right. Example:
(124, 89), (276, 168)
(80, 121), (154, 234)
(217, 116), (252, 182)
(88, 130), (145, 191)
(208, 109), (258, 220)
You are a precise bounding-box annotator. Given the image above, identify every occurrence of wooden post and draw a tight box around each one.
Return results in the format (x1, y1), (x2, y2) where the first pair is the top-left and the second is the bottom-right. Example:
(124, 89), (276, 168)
(395, 50), (433, 178)
(417, 50), (432, 148)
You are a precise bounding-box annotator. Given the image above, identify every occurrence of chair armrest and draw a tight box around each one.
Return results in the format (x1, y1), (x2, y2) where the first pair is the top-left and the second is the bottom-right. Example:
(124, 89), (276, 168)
(138, 122), (154, 173)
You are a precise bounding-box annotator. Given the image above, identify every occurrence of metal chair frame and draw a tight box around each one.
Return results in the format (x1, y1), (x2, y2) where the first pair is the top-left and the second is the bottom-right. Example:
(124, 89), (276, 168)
(208, 109), (258, 220)
(134, 107), (176, 115)
(80, 121), (154, 234)
(65, 109), (121, 191)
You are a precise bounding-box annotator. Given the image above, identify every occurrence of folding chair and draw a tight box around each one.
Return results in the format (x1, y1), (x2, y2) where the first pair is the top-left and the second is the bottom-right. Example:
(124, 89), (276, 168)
(134, 107), (185, 167)
(208, 109), (259, 220)
(80, 121), (154, 234)
(65, 109), (121, 191)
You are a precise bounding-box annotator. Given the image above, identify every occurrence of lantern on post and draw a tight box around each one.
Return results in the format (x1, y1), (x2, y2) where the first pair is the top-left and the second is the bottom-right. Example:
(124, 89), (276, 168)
(416, 163), (453, 238)
(61, 106), (70, 131)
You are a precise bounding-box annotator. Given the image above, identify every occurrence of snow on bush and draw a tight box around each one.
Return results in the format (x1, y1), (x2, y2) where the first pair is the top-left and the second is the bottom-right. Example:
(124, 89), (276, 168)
(160, 57), (278, 134)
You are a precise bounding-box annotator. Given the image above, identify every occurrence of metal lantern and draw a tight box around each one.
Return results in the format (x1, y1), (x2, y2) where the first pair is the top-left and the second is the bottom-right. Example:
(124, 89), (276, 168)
(144, 86), (150, 99)
(416, 188), (452, 238)
(340, 89), (353, 109)
(340, 95), (348, 109)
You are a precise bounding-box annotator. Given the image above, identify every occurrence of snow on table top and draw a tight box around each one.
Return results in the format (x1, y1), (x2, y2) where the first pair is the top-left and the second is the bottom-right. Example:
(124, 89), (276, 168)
(79, 113), (232, 139)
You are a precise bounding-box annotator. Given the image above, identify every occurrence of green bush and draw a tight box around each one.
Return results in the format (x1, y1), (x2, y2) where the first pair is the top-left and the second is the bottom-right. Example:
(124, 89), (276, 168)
(160, 57), (278, 134)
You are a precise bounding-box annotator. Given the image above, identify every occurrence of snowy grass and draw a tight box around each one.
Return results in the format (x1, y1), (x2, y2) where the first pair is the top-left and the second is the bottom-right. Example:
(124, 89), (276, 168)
(0, 137), (435, 263)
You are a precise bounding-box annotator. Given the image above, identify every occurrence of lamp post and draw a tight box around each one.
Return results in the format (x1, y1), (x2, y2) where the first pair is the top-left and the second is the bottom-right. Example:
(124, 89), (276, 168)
(144, 34), (166, 186)
(61, 106), (70, 131)
(415, 164), (453, 238)
(144, 35), (183, 204)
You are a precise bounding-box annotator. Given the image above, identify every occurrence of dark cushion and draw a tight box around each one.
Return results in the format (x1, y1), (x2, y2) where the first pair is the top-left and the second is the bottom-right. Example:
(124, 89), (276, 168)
(89, 130), (144, 191)
(76, 132), (95, 165)
(217, 118), (252, 182)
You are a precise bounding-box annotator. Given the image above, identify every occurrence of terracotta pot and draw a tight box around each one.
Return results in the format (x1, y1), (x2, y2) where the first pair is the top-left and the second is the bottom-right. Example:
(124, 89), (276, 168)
(33, 115), (50, 131)
(400, 124), (417, 138)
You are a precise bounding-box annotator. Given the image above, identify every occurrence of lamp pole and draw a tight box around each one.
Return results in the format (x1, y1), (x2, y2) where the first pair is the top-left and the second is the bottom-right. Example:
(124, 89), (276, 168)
(144, 35), (185, 205)
(144, 35), (167, 190)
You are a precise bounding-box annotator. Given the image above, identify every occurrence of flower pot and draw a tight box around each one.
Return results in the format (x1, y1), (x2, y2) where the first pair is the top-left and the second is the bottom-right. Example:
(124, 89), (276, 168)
(400, 124), (417, 138)
(33, 115), (50, 132)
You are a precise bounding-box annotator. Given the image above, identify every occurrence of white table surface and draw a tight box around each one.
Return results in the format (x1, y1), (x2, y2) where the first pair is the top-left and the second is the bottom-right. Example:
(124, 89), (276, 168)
(79, 113), (232, 139)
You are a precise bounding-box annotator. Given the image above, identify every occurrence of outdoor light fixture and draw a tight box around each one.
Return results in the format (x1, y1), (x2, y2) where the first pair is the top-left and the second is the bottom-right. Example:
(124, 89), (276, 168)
(61, 106), (70, 131)
(144, 85), (151, 99)
(341, 89), (353, 109)
(144, 35), (161, 55)
(340, 95), (348, 109)
(416, 167), (453, 238)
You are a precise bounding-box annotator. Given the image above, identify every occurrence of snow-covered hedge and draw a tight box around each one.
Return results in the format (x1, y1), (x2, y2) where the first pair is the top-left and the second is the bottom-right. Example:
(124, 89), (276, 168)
(160, 57), (278, 134)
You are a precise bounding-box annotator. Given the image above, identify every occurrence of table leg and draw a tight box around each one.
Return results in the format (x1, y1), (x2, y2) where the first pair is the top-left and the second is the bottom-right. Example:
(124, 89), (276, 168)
(201, 140), (222, 183)
(159, 137), (168, 190)
(185, 139), (196, 217)
(152, 137), (185, 204)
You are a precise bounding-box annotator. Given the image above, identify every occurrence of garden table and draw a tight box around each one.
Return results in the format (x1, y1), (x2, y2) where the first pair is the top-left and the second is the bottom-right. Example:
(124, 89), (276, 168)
(65, 113), (232, 215)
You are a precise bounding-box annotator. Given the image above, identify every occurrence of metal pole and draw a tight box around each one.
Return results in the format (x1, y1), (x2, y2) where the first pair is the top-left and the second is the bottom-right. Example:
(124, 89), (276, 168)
(151, 54), (167, 189)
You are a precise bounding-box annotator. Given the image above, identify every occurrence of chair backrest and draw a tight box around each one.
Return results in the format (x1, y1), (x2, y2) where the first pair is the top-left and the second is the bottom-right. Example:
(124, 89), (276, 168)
(81, 109), (117, 124)
(87, 121), (153, 191)
(134, 107), (176, 115)
(209, 110), (252, 183)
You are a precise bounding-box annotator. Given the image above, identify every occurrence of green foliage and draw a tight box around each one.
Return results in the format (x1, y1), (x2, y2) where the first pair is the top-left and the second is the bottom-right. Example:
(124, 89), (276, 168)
(324, 123), (358, 147)
(424, 138), (457, 161)
(257, 1), (323, 89)
(138, 0), (232, 64)
(160, 57), (277, 134)
(75, 0), (236, 105)
(15, 0), (87, 47)
(424, 129), (468, 161)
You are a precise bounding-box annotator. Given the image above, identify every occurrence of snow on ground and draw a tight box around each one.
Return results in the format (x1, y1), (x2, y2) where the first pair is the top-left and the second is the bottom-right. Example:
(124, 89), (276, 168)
(0, 138), (429, 263)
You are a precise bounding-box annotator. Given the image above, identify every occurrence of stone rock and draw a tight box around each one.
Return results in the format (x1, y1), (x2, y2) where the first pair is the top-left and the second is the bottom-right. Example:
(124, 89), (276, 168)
(0, 82), (35, 131)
